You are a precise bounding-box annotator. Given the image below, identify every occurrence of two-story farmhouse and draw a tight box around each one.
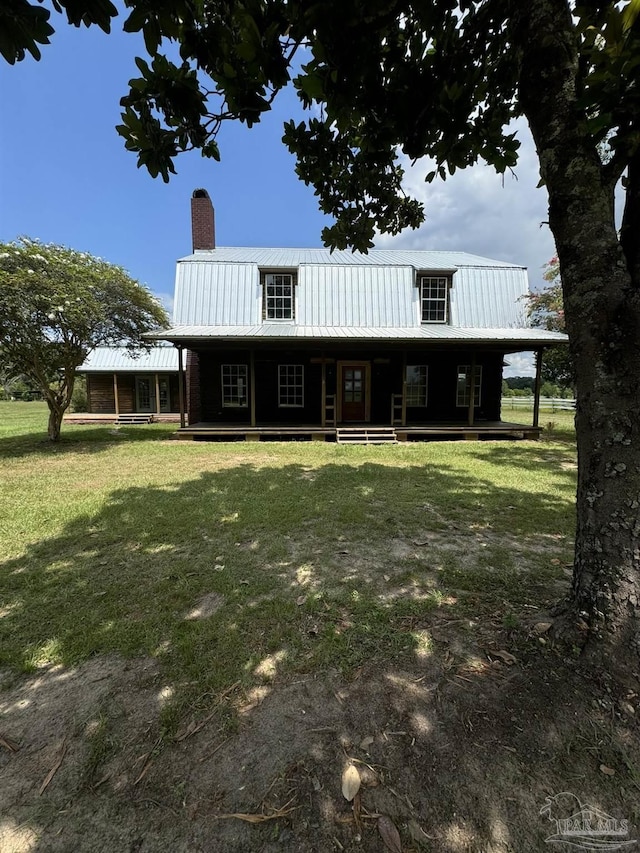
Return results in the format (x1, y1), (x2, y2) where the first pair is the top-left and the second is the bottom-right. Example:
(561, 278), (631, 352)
(135, 189), (565, 441)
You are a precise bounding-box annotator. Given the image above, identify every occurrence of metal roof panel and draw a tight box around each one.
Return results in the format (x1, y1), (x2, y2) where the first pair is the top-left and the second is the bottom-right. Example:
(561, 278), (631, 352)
(175, 256), (531, 330)
(78, 344), (179, 372)
(181, 247), (521, 268)
(149, 325), (567, 344)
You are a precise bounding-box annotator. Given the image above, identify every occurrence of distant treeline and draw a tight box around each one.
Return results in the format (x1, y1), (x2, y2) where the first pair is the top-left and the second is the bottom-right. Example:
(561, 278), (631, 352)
(502, 377), (574, 398)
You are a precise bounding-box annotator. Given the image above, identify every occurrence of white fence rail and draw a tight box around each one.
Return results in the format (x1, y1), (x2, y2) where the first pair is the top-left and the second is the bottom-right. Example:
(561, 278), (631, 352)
(502, 397), (575, 412)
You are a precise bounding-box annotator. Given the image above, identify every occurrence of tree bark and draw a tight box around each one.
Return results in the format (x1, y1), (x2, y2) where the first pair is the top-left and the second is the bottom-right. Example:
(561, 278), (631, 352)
(46, 400), (64, 442)
(44, 378), (73, 442)
(513, 0), (640, 660)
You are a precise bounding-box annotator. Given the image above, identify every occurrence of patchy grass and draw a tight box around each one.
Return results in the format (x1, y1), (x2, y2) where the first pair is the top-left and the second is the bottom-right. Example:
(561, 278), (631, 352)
(0, 402), (576, 722)
(6, 402), (637, 853)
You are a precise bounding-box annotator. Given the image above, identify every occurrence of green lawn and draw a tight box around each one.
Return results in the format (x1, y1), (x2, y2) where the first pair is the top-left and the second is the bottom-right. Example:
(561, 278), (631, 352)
(0, 402), (577, 730)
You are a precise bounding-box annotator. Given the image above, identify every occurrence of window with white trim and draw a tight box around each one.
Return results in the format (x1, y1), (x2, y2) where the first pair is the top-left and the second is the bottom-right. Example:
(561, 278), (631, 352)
(406, 365), (428, 407)
(278, 365), (304, 407)
(263, 272), (295, 320)
(221, 364), (248, 407)
(456, 365), (482, 407)
(420, 275), (449, 323)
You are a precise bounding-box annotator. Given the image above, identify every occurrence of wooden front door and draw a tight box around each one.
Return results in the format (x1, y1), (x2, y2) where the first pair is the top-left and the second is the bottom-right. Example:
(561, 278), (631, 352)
(338, 362), (370, 422)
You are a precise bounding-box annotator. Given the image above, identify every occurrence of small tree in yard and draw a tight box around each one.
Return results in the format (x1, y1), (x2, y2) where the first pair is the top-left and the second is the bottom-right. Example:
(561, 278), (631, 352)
(0, 239), (168, 441)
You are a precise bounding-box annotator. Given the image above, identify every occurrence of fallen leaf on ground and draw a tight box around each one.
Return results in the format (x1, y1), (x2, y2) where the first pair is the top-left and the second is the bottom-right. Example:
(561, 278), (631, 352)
(360, 735), (374, 750)
(213, 798), (296, 823)
(493, 650), (517, 665)
(378, 814), (403, 853)
(341, 765), (361, 801)
(533, 622), (553, 634)
(352, 790), (362, 831)
(39, 738), (67, 795)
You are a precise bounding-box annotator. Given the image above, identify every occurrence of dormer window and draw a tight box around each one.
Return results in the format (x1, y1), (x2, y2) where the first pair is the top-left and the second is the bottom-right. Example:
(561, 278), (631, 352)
(262, 271), (296, 320)
(420, 275), (450, 323)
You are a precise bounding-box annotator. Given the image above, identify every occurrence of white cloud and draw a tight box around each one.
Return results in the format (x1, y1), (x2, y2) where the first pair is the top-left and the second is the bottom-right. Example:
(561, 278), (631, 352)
(375, 120), (555, 291)
(503, 352), (535, 378)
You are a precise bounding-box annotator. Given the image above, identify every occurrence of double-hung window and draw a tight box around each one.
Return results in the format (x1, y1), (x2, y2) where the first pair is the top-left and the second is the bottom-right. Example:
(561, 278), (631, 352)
(406, 365), (428, 407)
(456, 365), (482, 407)
(420, 275), (449, 323)
(221, 364), (248, 407)
(278, 365), (304, 407)
(263, 272), (295, 320)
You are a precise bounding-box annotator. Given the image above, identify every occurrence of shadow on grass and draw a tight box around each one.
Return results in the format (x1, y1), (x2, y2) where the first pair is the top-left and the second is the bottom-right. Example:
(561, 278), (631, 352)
(3, 459), (638, 853)
(479, 439), (577, 472)
(0, 459), (576, 684)
(0, 423), (177, 459)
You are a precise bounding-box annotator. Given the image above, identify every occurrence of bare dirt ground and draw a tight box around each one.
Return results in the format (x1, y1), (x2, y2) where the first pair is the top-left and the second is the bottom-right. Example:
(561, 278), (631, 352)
(2, 617), (639, 853)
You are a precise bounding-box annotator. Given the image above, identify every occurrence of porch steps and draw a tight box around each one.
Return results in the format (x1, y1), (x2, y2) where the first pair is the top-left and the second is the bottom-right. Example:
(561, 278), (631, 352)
(336, 427), (398, 445)
(115, 413), (154, 425)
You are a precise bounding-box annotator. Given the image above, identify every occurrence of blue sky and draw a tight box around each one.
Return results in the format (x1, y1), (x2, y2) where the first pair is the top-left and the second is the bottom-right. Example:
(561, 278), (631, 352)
(0, 14), (557, 375)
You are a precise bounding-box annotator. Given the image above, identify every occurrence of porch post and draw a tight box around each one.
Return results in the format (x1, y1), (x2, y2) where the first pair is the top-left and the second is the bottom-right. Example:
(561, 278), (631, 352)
(402, 350), (407, 426)
(113, 373), (119, 417)
(533, 349), (543, 427)
(250, 349), (256, 427)
(154, 372), (161, 416)
(467, 354), (476, 427)
(321, 354), (327, 427)
(177, 346), (185, 429)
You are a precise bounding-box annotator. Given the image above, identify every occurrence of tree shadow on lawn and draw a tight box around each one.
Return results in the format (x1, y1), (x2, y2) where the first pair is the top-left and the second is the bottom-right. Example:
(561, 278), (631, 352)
(0, 423), (178, 459)
(2, 459), (636, 852)
(480, 440), (577, 471)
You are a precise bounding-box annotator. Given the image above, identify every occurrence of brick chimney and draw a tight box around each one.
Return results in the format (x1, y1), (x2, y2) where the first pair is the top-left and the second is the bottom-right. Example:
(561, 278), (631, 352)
(191, 188), (215, 251)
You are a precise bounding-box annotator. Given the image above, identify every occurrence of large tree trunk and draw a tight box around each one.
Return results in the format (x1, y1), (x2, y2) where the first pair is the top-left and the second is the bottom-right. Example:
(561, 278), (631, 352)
(44, 380), (73, 442)
(514, 0), (640, 660)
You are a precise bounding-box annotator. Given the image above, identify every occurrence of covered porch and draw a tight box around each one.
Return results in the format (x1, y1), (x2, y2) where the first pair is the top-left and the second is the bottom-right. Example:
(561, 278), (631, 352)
(171, 340), (547, 442)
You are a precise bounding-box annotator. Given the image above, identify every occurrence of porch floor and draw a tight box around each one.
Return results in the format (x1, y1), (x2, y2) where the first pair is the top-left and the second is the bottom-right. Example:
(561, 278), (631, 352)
(175, 421), (541, 442)
(63, 412), (182, 424)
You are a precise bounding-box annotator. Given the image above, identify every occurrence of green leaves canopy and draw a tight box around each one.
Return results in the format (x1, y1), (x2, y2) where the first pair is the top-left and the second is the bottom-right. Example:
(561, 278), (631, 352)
(3, 1), (638, 251)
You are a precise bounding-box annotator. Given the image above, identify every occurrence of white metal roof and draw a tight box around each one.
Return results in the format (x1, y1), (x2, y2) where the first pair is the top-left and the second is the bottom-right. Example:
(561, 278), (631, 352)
(173, 252), (533, 330)
(149, 324), (567, 345)
(78, 344), (179, 373)
(182, 247), (521, 268)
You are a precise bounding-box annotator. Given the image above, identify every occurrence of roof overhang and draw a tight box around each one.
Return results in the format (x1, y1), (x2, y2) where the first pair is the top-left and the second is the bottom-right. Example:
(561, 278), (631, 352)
(147, 326), (568, 348)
